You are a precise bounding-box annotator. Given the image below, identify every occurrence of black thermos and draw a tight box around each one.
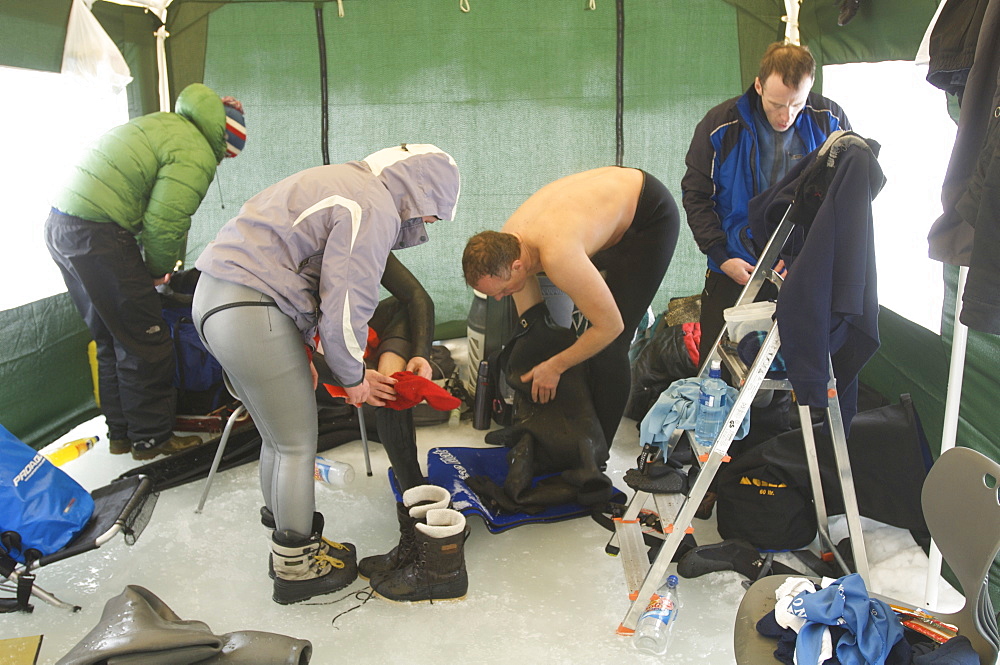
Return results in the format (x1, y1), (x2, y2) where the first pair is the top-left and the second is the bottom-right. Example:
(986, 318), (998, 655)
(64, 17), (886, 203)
(473, 359), (491, 430)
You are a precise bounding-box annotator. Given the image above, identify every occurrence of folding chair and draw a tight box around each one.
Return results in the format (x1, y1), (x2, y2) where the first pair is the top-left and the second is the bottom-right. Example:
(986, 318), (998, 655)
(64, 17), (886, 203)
(1, 474), (157, 612)
(733, 446), (1000, 665)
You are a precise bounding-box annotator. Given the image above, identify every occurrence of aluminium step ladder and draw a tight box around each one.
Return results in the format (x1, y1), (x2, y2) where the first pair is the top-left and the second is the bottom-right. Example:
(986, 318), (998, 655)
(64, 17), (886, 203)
(610, 207), (870, 635)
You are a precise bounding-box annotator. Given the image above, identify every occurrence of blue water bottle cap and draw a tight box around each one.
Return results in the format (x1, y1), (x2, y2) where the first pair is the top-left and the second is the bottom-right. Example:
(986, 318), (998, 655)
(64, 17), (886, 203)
(667, 575), (679, 587)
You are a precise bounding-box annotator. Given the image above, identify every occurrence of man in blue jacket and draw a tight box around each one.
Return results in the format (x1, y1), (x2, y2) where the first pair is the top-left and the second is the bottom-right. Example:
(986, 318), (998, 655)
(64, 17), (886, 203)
(682, 42), (850, 368)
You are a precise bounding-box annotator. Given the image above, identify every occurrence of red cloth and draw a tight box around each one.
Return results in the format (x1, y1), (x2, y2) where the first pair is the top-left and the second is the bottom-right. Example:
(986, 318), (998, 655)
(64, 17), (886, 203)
(322, 371), (460, 411)
(385, 371), (461, 411)
(363, 328), (380, 361)
(682, 321), (701, 368)
(323, 384), (349, 401)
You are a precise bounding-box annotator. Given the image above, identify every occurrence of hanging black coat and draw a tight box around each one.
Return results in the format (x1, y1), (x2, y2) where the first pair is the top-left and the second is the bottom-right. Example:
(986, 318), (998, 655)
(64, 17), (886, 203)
(749, 133), (885, 433)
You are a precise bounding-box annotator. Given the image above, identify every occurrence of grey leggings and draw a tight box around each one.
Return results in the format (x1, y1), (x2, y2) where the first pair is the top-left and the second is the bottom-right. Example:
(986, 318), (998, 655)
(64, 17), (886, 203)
(192, 273), (317, 538)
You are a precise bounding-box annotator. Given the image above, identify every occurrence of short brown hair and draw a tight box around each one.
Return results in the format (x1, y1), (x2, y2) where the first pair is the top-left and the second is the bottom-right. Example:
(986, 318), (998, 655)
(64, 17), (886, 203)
(462, 231), (521, 285)
(758, 42), (815, 89)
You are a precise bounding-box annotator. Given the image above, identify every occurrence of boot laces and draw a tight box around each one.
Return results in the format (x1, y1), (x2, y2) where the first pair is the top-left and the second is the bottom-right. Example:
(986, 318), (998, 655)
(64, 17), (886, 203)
(313, 552), (346, 572)
(322, 537), (350, 553)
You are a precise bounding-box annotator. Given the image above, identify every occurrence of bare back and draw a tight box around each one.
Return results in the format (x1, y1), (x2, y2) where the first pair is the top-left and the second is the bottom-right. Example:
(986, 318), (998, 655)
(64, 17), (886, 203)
(502, 167), (644, 262)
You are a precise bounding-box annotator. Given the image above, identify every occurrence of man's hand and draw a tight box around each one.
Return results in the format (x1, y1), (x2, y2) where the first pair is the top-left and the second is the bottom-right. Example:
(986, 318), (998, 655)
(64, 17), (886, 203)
(153, 273), (171, 287)
(406, 356), (433, 380)
(309, 360), (319, 391)
(364, 369), (397, 406)
(720, 257), (755, 286)
(520, 359), (562, 404)
(343, 380), (371, 407)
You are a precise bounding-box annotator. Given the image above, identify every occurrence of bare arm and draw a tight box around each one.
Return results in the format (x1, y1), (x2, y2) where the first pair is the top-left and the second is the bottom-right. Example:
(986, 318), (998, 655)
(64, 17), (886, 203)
(520, 255), (623, 403)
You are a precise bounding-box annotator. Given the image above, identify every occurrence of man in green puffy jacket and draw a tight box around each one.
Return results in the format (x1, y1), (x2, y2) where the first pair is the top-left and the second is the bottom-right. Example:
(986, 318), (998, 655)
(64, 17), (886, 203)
(44, 83), (246, 461)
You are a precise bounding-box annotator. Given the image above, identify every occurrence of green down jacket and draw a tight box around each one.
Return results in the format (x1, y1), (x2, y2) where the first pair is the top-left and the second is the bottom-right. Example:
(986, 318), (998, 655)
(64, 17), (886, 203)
(53, 83), (227, 277)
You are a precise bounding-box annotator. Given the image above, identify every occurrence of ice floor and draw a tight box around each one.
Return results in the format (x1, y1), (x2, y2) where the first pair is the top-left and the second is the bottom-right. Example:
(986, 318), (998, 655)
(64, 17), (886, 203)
(4, 411), (962, 665)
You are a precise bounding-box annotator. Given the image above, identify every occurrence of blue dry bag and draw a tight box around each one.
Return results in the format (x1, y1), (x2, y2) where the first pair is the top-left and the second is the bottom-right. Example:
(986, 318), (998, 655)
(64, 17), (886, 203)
(0, 424), (94, 563)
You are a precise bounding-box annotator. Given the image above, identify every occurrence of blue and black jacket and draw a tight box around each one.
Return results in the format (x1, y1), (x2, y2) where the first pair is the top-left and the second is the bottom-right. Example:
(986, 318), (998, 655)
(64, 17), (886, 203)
(681, 84), (850, 273)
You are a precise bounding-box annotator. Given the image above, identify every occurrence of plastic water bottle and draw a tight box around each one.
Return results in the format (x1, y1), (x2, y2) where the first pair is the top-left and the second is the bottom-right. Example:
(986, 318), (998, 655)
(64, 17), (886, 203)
(314, 457), (355, 486)
(633, 575), (680, 655)
(694, 360), (728, 453)
(43, 436), (99, 467)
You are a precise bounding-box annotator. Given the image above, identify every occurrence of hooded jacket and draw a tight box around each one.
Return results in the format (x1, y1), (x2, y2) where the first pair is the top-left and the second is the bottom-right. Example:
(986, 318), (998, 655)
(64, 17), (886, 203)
(682, 85), (850, 273)
(52, 83), (228, 278)
(195, 145), (460, 388)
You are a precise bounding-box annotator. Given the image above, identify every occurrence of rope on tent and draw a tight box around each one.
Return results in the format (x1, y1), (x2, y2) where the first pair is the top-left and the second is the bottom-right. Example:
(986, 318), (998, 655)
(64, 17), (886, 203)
(460, 0), (470, 12)
(587, 0), (596, 9)
(315, 3), (331, 166)
(337, 0), (344, 18)
(615, 0), (624, 166)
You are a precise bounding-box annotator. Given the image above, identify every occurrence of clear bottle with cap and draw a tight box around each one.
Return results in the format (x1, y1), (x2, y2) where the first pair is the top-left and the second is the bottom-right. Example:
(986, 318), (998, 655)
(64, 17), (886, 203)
(314, 456), (355, 487)
(694, 360), (728, 454)
(633, 574), (681, 656)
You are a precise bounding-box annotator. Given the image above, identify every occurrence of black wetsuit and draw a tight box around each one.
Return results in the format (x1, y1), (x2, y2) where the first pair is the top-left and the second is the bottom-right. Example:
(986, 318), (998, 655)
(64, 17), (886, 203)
(588, 170), (680, 446)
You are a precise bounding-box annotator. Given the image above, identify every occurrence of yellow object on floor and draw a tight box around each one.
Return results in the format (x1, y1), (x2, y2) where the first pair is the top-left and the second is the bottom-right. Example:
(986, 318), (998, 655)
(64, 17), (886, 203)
(0, 635), (43, 665)
(87, 339), (100, 408)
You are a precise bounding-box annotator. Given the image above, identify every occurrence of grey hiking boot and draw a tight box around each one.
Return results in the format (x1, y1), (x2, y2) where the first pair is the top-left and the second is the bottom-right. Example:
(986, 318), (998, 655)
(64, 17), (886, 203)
(271, 528), (358, 605)
(131, 434), (205, 461)
(109, 438), (131, 455)
(261, 508), (356, 579)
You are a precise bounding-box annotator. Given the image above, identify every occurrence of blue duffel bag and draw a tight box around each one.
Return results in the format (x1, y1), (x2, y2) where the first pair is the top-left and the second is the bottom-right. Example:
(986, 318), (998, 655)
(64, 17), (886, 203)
(0, 424), (94, 564)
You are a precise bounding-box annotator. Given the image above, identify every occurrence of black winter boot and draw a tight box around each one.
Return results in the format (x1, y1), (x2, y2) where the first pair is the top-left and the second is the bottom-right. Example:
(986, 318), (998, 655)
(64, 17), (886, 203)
(375, 407), (425, 492)
(371, 508), (468, 603)
(270, 527), (358, 605)
(358, 485), (450, 581)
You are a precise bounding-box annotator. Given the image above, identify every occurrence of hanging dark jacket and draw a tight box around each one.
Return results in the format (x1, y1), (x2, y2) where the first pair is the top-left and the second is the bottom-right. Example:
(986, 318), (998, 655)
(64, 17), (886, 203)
(749, 132), (885, 433)
(927, 0), (1000, 334)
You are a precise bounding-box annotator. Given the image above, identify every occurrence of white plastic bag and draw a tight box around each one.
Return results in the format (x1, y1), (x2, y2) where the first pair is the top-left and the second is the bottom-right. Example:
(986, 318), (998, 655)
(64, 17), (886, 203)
(61, 0), (133, 95)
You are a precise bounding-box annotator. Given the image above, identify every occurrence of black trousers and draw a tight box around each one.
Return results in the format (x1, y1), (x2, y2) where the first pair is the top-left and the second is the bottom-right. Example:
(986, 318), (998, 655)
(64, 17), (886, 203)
(44, 210), (176, 445)
(589, 172), (680, 446)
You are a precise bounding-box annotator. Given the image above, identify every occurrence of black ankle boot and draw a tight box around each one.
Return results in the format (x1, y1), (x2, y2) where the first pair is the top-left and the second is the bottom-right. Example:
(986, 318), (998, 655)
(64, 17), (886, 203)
(372, 508), (468, 603)
(358, 485), (450, 582)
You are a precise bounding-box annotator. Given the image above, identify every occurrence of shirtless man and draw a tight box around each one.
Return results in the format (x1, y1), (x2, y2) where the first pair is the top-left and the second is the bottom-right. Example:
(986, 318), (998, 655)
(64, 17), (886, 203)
(462, 166), (680, 447)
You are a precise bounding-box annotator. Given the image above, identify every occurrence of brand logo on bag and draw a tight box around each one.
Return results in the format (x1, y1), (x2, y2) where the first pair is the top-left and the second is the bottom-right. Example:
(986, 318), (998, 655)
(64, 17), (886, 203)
(739, 476), (786, 496)
(738, 476), (787, 488)
(13, 454), (45, 487)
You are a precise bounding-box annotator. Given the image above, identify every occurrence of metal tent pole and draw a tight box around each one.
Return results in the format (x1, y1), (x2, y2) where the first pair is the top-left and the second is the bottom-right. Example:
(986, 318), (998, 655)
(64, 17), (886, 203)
(925, 265), (969, 608)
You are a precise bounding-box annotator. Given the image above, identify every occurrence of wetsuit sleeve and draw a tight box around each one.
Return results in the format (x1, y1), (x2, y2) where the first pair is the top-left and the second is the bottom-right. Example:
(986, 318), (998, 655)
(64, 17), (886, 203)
(681, 115), (729, 265)
(380, 252), (434, 360)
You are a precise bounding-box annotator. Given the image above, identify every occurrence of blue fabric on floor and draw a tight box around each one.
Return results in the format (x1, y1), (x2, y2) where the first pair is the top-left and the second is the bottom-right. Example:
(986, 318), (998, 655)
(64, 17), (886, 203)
(390, 446), (625, 534)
